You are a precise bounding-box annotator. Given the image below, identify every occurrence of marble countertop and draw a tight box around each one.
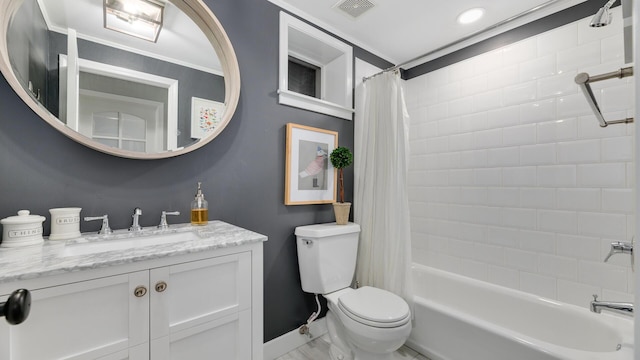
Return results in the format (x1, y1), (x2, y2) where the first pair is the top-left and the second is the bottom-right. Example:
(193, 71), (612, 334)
(0, 221), (267, 283)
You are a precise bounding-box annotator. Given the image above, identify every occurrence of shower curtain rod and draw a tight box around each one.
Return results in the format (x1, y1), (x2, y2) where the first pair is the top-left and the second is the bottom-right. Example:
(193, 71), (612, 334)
(363, 0), (567, 82)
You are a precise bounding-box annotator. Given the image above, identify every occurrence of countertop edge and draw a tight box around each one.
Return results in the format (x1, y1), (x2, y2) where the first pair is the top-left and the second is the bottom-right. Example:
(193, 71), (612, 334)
(0, 221), (267, 284)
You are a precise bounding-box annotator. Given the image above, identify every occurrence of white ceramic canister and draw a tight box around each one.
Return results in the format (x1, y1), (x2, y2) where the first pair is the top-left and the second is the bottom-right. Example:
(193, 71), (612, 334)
(49, 208), (82, 240)
(0, 210), (46, 248)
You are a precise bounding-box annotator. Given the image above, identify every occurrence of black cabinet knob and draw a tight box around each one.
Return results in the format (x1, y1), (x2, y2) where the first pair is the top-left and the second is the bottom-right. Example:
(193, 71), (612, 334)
(1, 289), (31, 325)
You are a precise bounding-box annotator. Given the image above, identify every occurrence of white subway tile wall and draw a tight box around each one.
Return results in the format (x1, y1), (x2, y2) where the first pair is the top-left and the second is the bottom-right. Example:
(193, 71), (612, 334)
(404, 8), (634, 308)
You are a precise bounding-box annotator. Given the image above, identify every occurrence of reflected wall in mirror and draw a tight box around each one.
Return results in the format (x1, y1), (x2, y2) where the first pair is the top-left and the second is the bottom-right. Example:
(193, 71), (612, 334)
(0, 0), (240, 159)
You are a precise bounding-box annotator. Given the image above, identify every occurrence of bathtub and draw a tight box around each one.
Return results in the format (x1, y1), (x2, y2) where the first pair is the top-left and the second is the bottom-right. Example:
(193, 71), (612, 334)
(406, 264), (634, 360)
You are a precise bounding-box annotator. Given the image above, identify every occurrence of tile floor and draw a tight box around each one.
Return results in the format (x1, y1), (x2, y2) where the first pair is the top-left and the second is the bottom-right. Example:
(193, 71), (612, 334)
(275, 335), (430, 360)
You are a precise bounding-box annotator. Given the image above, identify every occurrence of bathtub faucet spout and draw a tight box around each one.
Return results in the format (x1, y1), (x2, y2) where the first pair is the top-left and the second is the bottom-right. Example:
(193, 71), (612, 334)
(603, 241), (633, 262)
(590, 295), (633, 317)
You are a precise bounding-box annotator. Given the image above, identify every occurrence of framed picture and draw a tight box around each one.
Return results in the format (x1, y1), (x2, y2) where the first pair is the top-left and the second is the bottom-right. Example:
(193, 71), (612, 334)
(191, 97), (226, 139)
(285, 123), (338, 205)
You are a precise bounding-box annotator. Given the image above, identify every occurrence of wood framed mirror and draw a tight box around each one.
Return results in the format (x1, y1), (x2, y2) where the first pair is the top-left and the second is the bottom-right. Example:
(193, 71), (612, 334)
(0, 0), (240, 159)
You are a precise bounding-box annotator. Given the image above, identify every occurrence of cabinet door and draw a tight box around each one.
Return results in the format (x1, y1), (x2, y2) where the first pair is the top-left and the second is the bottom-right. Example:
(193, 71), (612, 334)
(0, 271), (149, 360)
(149, 252), (251, 339)
(150, 310), (250, 360)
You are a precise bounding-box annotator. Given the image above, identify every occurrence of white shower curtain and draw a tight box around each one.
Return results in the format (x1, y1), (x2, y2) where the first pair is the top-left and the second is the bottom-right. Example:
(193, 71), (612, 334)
(354, 70), (413, 309)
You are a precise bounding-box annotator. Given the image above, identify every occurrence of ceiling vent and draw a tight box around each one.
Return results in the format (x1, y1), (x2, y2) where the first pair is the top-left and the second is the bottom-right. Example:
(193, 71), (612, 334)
(334, 0), (375, 19)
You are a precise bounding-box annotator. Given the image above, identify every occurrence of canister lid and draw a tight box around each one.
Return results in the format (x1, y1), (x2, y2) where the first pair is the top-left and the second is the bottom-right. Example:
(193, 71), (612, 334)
(49, 207), (82, 214)
(0, 210), (46, 225)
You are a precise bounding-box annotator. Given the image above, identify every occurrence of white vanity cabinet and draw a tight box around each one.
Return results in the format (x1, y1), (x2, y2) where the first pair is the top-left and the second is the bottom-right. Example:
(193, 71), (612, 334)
(149, 252), (252, 359)
(0, 226), (264, 360)
(0, 271), (150, 360)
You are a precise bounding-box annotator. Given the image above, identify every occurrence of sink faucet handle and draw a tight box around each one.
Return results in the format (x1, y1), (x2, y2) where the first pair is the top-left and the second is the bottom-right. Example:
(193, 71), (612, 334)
(84, 215), (113, 235)
(158, 211), (180, 229)
(592, 294), (598, 301)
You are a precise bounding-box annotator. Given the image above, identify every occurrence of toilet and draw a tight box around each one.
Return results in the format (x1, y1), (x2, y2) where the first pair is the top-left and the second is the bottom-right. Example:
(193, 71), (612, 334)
(295, 222), (411, 360)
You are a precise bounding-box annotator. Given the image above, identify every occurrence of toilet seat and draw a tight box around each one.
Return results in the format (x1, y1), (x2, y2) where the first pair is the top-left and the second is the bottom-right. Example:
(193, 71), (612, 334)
(337, 286), (410, 328)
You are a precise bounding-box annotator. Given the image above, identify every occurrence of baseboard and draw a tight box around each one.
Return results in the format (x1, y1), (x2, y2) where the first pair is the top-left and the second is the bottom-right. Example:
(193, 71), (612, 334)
(263, 317), (328, 360)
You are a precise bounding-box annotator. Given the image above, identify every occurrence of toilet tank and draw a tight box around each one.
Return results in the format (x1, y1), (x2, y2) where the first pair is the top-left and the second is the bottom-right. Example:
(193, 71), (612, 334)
(295, 222), (361, 294)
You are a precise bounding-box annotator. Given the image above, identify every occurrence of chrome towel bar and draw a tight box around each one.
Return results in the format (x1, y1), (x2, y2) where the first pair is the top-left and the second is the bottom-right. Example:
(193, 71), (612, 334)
(574, 66), (634, 127)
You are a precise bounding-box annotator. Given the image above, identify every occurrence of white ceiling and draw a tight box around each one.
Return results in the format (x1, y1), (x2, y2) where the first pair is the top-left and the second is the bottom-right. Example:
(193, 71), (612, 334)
(36, 0), (221, 74)
(33, 0), (596, 74)
(269, 0), (589, 67)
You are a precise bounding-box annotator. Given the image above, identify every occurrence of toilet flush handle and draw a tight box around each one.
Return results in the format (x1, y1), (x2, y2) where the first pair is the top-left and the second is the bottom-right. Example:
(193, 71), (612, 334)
(302, 239), (313, 246)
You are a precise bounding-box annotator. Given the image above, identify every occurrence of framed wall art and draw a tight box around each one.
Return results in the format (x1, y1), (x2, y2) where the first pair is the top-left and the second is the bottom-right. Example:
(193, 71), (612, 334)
(191, 97), (225, 139)
(285, 123), (338, 205)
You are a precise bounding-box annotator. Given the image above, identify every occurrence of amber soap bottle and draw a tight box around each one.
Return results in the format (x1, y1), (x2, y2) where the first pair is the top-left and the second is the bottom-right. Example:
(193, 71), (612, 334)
(191, 182), (208, 225)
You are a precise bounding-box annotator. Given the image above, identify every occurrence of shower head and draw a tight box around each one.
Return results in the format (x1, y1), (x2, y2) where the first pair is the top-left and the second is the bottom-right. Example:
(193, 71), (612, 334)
(590, 0), (617, 27)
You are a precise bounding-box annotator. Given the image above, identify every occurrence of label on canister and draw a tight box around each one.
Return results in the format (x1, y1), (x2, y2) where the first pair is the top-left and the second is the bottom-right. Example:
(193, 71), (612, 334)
(55, 215), (80, 225)
(8, 227), (43, 238)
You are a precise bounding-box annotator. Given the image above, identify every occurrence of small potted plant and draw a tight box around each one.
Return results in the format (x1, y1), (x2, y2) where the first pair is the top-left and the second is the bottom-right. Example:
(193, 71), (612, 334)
(330, 146), (353, 225)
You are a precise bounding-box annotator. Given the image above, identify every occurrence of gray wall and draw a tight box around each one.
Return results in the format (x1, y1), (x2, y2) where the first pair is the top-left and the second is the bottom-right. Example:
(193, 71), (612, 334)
(0, 0), (391, 342)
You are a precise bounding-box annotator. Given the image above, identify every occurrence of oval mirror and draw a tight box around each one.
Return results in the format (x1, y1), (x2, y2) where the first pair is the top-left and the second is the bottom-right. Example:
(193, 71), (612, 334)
(0, 0), (240, 159)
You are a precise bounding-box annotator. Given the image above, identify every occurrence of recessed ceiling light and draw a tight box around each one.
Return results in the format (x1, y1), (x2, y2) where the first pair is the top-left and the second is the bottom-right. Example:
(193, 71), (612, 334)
(457, 8), (485, 25)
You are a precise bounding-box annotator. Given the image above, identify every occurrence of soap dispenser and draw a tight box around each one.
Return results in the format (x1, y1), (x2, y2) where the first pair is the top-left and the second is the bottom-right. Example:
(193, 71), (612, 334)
(191, 182), (209, 225)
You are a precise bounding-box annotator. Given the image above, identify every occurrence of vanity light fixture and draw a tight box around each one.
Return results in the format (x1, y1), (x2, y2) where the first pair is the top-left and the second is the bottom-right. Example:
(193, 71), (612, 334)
(457, 7), (485, 25)
(103, 0), (164, 42)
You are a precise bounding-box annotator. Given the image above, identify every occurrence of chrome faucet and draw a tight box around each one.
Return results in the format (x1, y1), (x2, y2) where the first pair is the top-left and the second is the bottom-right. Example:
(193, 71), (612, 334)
(604, 241), (633, 262)
(84, 215), (113, 235)
(590, 295), (633, 317)
(129, 208), (143, 232)
(158, 211), (180, 230)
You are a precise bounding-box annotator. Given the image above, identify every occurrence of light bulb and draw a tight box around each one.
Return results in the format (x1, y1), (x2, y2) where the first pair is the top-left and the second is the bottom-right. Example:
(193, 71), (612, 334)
(457, 8), (485, 25)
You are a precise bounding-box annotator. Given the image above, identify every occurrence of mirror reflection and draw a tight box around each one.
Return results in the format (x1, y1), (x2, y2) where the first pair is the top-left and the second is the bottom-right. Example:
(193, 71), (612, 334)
(7, 0), (226, 154)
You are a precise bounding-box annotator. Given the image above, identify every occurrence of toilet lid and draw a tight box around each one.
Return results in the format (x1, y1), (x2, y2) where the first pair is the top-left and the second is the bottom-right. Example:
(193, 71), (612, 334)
(338, 286), (410, 328)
